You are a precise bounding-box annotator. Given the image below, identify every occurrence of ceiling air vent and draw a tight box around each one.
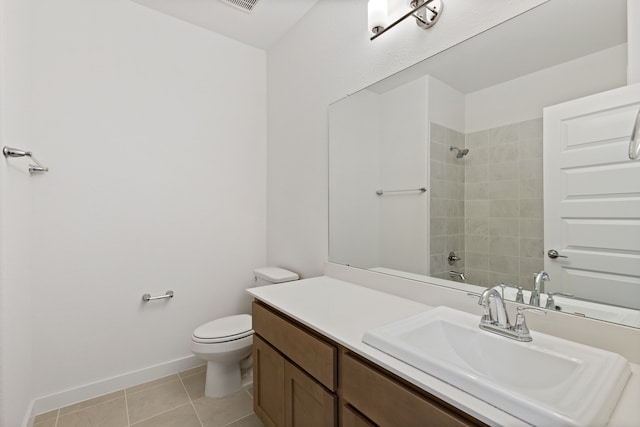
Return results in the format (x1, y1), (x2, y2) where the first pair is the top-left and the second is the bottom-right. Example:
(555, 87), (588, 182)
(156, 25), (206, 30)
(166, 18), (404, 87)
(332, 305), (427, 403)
(220, 0), (259, 13)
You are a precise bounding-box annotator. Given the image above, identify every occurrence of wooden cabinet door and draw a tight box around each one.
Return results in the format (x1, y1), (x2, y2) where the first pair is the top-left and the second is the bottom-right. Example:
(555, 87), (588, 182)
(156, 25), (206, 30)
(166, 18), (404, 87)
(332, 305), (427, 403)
(284, 360), (336, 427)
(254, 336), (285, 427)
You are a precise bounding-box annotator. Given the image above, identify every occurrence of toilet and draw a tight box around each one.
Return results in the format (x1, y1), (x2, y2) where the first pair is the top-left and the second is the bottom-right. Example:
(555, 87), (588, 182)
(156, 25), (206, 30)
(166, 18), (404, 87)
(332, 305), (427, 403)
(191, 267), (299, 397)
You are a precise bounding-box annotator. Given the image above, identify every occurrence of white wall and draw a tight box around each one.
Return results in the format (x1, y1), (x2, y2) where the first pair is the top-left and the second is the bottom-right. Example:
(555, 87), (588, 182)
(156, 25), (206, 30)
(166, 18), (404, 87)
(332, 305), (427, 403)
(266, 0), (546, 278)
(2, 0), (266, 420)
(427, 76), (466, 133)
(629, 0), (639, 84)
(465, 44), (628, 132)
(1, 0), (35, 424)
(328, 90), (381, 268)
(379, 78), (429, 274)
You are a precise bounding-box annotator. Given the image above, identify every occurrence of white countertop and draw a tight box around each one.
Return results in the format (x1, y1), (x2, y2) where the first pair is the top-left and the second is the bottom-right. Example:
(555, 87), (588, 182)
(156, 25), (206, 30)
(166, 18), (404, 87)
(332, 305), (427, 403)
(247, 276), (640, 427)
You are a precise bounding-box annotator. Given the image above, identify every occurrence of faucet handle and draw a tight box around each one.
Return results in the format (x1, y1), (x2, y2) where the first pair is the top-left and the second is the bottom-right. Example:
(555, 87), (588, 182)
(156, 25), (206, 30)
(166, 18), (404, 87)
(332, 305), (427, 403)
(514, 307), (546, 341)
(545, 292), (575, 310)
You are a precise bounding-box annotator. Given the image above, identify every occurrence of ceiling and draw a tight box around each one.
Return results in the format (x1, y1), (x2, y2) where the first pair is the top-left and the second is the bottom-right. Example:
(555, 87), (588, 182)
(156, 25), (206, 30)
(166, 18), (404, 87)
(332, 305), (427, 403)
(131, 0), (320, 50)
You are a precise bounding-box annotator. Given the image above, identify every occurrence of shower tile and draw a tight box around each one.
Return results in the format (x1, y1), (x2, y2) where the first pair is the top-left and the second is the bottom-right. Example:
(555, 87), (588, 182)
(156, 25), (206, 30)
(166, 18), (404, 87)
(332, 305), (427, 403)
(466, 235), (489, 253)
(431, 218), (446, 236)
(430, 180), (447, 198)
(193, 390), (253, 427)
(489, 255), (520, 275)
(519, 198), (543, 218)
(430, 122), (446, 143)
(465, 130), (489, 148)
(465, 146), (489, 165)
(488, 124), (519, 145)
(489, 161), (517, 181)
(519, 218), (543, 239)
(181, 370), (206, 401)
(465, 269), (490, 286)
(465, 164), (489, 182)
(520, 257), (544, 278)
(59, 391), (125, 416)
(519, 118), (543, 139)
(430, 199), (446, 217)
(465, 218), (488, 236)
(488, 180), (518, 200)
(430, 236), (445, 255)
(445, 199), (460, 217)
(519, 178), (543, 199)
(489, 142), (518, 163)
(519, 159), (543, 180)
(489, 272), (519, 287)
(127, 379), (190, 424)
(445, 218), (459, 235)
(519, 137), (543, 159)
(520, 238), (544, 258)
(130, 404), (201, 427)
(430, 255), (446, 275)
(445, 127), (463, 146)
(488, 218), (518, 236)
(466, 252), (489, 270)
(465, 200), (489, 218)
(489, 236), (519, 256)
(465, 182), (489, 200)
(430, 140), (446, 162)
(34, 417), (57, 427)
(431, 160), (445, 180)
(489, 199), (519, 218)
(57, 397), (127, 427)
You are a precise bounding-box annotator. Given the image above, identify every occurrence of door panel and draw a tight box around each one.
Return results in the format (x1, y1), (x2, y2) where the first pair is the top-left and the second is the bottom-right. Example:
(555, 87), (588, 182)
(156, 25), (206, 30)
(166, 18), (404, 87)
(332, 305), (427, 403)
(544, 83), (640, 309)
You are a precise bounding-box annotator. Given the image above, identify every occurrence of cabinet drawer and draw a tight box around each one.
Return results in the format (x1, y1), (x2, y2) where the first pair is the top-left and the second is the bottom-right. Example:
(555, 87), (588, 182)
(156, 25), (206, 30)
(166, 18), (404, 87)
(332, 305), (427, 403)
(341, 353), (481, 427)
(252, 301), (337, 391)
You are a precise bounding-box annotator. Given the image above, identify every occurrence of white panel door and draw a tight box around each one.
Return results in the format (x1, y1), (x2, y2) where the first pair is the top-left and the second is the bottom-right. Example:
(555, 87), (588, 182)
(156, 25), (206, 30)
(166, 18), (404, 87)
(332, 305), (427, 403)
(544, 83), (640, 309)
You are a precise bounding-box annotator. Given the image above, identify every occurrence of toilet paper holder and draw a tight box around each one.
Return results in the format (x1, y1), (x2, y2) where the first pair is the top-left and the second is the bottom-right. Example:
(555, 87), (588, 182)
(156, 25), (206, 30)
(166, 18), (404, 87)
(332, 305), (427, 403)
(142, 290), (174, 302)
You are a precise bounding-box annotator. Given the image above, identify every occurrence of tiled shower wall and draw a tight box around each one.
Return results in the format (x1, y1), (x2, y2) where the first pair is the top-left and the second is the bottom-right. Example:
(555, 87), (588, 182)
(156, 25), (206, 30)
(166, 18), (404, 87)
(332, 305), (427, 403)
(429, 123), (465, 281)
(430, 119), (544, 290)
(464, 119), (544, 290)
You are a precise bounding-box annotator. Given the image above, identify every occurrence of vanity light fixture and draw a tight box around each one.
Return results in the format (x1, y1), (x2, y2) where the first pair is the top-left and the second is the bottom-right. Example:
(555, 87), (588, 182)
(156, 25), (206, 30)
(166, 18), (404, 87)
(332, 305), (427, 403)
(368, 0), (443, 41)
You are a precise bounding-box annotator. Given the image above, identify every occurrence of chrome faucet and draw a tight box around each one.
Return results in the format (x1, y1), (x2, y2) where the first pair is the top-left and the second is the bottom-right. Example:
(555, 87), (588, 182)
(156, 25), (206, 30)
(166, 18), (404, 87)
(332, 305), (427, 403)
(478, 288), (545, 342)
(478, 288), (510, 330)
(529, 271), (550, 306)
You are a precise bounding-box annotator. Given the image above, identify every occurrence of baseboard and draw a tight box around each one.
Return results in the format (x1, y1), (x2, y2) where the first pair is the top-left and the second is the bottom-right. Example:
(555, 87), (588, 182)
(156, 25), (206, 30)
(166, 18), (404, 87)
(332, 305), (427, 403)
(28, 354), (202, 423)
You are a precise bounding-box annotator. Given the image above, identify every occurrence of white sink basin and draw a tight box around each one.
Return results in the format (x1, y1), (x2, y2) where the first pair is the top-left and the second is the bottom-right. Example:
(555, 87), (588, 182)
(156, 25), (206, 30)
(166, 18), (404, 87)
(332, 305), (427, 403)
(363, 306), (631, 427)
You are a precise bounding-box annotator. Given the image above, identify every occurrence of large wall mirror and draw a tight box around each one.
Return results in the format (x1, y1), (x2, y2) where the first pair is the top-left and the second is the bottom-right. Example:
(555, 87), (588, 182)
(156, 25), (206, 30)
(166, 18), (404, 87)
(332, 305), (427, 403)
(329, 0), (640, 328)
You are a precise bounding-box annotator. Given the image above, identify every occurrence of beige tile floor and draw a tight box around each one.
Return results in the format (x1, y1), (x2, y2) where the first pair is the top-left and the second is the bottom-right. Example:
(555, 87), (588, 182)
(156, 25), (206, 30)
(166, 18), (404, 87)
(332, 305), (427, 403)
(33, 366), (264, 427)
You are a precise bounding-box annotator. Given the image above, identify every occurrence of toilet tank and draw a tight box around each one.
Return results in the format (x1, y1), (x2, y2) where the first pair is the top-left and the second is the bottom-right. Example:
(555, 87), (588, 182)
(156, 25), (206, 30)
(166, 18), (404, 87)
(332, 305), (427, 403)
(253, 267), (299, 286)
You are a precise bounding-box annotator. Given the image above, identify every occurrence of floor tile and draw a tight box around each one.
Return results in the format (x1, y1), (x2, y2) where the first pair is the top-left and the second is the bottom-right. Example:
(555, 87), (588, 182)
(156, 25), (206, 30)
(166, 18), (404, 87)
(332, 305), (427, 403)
(226, 413), (264, 427)
(131, 403), (201, 427)
(182, 371), (206, 401)
(56, 397), (127, 427)
(179, 365), (206, 379)
(127, 379), (190, 424)
(193, 391), (253, 427)
(34, 418), (57, 427)
(126, 374), (179, 395)
(34, 409), (58, 424)
(60, 391), (124, 416)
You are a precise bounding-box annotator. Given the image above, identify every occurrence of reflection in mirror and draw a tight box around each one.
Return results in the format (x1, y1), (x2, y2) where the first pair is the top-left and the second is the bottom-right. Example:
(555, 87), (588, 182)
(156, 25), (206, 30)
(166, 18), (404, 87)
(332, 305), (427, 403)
(329, 0), (640, 327)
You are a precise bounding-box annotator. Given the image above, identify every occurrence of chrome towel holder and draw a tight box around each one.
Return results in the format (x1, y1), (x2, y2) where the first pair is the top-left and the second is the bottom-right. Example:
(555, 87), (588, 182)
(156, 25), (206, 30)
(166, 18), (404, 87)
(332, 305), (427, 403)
(142, 290), (174, 302)
(2, 146), (49, 174)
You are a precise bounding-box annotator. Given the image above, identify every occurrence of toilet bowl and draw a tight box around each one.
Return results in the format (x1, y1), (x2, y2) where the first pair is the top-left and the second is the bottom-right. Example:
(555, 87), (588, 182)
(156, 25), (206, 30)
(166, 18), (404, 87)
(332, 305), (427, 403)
(191, 314), (253, 398)
(191, 267), (299, 397)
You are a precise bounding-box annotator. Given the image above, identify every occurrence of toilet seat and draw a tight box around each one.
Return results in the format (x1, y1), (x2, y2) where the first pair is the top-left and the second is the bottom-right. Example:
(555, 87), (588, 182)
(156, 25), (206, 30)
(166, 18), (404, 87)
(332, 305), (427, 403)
(192, 314), (253, 344)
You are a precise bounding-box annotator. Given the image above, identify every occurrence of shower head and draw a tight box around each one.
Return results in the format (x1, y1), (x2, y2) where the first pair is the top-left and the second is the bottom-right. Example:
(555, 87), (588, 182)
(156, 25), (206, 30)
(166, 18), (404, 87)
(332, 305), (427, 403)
(450, 146), (469, 159)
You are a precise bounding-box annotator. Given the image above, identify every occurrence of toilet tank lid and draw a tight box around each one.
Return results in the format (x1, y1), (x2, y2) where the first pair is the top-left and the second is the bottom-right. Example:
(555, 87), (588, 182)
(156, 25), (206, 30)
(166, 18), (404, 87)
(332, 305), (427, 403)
(193, 314), (252, 340)
(254, 267), (299, 283)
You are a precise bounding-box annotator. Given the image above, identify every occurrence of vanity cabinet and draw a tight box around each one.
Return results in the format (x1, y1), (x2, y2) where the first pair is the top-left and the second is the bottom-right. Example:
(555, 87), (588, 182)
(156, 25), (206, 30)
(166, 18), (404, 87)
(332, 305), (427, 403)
(252, 301), (485, 427)
(253, 302), (337, 427)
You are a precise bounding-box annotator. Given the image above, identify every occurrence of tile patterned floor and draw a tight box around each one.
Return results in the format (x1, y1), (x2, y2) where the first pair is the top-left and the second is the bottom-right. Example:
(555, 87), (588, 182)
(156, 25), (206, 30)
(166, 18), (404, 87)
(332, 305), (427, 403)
(33, 366), (263, 427)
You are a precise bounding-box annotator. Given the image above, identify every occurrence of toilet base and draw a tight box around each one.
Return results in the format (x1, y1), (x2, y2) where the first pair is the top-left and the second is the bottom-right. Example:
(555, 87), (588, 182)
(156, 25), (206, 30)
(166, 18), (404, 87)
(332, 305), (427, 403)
(205, 360), (243, 398)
